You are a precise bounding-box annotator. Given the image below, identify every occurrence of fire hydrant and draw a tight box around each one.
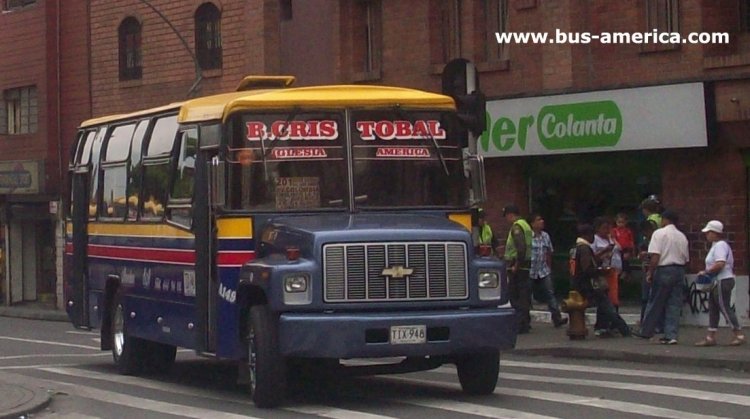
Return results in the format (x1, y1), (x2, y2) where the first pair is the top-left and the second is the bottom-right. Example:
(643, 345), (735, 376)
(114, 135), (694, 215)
(560, 291), (588, 340)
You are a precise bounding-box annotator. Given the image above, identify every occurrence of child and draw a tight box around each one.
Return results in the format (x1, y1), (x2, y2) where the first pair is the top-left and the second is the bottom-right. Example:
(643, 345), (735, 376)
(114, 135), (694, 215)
(611, 213), (635, 280)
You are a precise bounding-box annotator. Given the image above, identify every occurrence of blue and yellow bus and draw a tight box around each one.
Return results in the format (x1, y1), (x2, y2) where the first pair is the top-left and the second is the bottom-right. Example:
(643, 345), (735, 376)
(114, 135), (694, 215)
(64, 76), (516, 407)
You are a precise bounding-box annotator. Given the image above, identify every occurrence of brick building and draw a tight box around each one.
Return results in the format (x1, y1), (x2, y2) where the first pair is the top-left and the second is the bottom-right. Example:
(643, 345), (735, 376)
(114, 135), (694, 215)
(0, 0), (90, 308)
(75, 0), (748, 320)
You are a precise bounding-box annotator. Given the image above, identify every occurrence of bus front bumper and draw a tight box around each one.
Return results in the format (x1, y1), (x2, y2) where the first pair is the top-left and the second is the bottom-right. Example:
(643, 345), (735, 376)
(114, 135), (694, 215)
(278, 307), (517, 359)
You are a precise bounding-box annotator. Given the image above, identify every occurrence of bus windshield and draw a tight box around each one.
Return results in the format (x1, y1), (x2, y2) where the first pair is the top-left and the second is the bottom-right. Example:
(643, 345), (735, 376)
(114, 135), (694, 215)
(351, 110), (469, 209)
(228, 111), (349, 211)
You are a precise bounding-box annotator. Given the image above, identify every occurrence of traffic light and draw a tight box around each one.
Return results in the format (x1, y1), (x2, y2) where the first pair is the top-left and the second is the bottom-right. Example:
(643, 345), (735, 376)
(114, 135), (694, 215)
(455, 90), (487, 137)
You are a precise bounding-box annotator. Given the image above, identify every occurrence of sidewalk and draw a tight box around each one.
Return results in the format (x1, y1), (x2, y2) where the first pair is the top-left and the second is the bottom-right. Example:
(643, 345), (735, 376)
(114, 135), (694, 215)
(0, 376), (50, 419)
(517, 307), (750, 372)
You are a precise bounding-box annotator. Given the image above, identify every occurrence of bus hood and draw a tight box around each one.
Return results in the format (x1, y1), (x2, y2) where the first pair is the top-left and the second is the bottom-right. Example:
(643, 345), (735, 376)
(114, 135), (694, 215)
(259, 213), (472, 257)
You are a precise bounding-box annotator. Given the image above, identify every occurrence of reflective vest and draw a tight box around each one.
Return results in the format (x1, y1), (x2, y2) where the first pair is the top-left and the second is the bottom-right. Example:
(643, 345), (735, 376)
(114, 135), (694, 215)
(504, 218), (532, 261)
(647, 213), (662, 228)
(479, 224), (494, 245)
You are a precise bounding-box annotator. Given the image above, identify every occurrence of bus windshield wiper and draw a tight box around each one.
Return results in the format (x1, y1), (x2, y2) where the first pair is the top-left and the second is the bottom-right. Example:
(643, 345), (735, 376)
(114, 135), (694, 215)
(259, 107), (300, 180)
(393, 106), (449, 176)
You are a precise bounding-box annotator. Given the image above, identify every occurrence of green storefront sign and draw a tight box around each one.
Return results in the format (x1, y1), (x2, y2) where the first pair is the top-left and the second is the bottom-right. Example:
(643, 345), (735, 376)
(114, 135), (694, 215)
(480, 100), (623, 152)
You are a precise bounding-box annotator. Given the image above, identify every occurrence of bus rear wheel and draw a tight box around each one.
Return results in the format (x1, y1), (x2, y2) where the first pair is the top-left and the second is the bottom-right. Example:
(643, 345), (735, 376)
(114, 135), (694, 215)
(142, 341), (177, 374)
(111, 292), (145, 375)
(456, 351), (500, 395)
(246, 304), (286, 408)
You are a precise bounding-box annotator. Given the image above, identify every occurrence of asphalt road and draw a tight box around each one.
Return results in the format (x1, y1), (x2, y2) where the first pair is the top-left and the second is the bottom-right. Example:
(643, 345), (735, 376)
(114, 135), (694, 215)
(2, 317), (749, 418)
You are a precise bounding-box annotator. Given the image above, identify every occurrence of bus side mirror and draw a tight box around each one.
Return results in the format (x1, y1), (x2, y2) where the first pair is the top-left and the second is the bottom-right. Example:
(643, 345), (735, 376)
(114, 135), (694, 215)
(210, 156), (225, 207)
(465, 154), (487, 205)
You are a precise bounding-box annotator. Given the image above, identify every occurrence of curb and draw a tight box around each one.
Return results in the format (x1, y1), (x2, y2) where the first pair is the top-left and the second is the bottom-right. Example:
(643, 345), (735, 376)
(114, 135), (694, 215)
(0, 307), (69, 322)
(511, 346), (750, 373)
(0, 383), (51, 419)
(531, 310), (640, 326)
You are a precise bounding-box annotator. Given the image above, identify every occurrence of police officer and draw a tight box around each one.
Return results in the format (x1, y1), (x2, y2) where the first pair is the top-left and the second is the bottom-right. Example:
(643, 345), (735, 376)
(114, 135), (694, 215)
(503, 204), (533, 333)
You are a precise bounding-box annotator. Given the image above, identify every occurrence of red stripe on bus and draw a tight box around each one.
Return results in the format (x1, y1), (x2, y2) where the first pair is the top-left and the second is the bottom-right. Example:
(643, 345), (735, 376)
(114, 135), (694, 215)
(217, 251), (256, 267)
(88, 244), (196, 264)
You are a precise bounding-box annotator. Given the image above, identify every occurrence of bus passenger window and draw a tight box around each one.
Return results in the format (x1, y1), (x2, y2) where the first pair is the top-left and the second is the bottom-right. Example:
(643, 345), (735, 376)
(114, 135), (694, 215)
(101, 123), (135, 220)
(127, 119), (150, 220)
(168, 129), (197, 228)
(141, 163), (169, 220)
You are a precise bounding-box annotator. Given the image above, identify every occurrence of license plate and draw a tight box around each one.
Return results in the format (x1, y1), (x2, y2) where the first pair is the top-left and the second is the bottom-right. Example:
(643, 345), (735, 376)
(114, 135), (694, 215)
(390, 325), (426, 344)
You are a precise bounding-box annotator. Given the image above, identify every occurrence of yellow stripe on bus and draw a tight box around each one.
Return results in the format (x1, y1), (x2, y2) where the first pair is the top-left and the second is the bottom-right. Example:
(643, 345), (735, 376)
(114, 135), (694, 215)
(87, 223), (194, 238)
(216, 218), (253, 238)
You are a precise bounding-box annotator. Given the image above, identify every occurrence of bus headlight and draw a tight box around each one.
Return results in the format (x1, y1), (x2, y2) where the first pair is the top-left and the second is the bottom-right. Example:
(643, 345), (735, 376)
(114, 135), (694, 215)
(284, 274), (309, 293)
(478, 271), (499, 288)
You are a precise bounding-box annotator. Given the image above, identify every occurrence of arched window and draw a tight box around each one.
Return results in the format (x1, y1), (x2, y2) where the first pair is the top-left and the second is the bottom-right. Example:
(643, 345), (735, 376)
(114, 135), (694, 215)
(118, 17), (142, 80)
(195, 3), (222, 70)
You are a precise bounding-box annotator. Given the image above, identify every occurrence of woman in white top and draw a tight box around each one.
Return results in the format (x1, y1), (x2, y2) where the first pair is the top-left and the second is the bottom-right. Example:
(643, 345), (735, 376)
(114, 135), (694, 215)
(695, 220), (745, 346)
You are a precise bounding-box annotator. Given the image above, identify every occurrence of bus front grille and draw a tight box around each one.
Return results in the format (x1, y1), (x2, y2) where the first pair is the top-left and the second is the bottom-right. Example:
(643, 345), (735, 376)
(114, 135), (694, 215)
(323, 242), (468, 302)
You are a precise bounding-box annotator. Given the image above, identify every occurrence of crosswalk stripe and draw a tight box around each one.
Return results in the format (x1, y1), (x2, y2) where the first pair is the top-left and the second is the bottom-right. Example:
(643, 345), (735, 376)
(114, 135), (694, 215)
(388, 376), (730, 419)
(501, 372), (750, 406)
(0, 336), (100, 350)
(397, 397), (557, 419)
(285, 405), (398, 419)
(48, 380), (259, 419)
(500, 360), (750, 386)
(41, 367), (395, 418)
(0, 353), (110, 361)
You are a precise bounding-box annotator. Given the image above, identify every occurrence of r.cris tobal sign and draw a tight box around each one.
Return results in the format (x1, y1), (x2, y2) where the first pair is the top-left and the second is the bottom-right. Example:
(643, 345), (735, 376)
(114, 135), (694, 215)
(245, 120), (446, 142)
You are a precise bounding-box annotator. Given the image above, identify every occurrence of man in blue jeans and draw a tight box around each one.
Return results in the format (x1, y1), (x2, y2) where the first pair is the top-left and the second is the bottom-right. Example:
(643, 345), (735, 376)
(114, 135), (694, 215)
(634, 210), (689, 344)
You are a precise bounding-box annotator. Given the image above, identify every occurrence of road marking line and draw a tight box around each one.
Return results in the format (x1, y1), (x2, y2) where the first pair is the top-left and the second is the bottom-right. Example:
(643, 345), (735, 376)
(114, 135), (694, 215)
(0, 336), (99, 350)
(500, 372), (750, 406)
(397, 397), (557, 419)
(0, 363), (82, 370)
(41, 367), (395, 418)
(499, 359), (750, 386)
(66, 331), (99, 336)
(285, 405), (398, 419)
(0, 353), (110, 360)
(387, 376), (729, 419)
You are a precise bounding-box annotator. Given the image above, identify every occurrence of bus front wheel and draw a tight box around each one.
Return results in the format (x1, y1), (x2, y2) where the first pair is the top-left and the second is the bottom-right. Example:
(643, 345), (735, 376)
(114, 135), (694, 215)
(246, 304), (286, 408)
(456, 351), (500, 395)
(111, 292), (145, 375)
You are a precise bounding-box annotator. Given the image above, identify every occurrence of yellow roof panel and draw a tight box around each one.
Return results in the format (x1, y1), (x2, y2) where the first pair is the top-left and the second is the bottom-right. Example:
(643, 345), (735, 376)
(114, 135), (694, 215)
(179, 85), (456, 123)
(80, 103), (183, 128)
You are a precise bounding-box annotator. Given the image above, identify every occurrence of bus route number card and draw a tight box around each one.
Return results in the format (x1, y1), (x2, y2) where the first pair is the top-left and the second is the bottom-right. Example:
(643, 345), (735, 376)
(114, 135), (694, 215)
(390, 325), (427, 344)
(275, 177), (321, 210)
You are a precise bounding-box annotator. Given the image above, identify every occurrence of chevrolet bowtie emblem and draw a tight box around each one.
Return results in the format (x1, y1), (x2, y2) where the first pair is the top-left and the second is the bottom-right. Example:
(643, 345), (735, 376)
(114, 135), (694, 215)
(381, 266), (413, 278)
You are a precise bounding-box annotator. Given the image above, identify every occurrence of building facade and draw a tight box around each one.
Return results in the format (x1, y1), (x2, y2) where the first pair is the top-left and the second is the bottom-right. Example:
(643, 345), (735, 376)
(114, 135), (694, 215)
(0, 0), (90, 308)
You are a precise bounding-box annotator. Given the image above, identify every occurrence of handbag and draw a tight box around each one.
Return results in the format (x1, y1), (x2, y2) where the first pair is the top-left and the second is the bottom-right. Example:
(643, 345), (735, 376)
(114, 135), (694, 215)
(695, 272), (717, 292)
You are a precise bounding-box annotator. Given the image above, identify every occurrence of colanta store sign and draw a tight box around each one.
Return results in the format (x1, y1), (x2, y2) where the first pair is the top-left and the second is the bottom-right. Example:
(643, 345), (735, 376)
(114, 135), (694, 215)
(479, 83), (707, 157)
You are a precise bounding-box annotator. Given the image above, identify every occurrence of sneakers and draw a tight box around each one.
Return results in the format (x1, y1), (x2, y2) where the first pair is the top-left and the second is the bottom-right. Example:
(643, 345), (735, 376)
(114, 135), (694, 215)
(594, 329), (611, 337)
(552, 316), (569, 328)
(659, 338), (678, 345)
(730, 335), (746, 346)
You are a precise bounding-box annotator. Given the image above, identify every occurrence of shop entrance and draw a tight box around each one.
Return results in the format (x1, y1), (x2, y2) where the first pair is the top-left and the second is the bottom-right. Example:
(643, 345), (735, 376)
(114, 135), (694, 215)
(528, 151), (661, 292)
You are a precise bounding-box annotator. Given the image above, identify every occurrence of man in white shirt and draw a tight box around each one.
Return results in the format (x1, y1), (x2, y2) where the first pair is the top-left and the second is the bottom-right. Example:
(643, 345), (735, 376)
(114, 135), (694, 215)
(634, 210), (689, 344)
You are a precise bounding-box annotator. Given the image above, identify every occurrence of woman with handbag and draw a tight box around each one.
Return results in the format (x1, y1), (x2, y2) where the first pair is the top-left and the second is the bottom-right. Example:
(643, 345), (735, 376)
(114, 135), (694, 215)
(572, 223), (630, 338)
(695, 220), (745, 347)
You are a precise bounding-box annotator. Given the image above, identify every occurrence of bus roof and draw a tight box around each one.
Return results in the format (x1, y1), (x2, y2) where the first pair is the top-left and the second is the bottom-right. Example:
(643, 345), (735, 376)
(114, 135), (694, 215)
(79, 84), (457, 128)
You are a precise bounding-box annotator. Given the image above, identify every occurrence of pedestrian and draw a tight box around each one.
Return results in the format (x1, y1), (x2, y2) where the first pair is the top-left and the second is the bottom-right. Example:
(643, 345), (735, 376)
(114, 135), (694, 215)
(640, 195), (663, 231)
(694, 220), (746, 347)
(503, 204), (533, 334)
(591, 217), (622, 335)
(633, 210), (689, 345)
(529, 212), (568, 328)
(611, 212), (635, 280)
(477, 208), (499, 252)
(571, 223), (630, 337)
(637, 219), (658, 326)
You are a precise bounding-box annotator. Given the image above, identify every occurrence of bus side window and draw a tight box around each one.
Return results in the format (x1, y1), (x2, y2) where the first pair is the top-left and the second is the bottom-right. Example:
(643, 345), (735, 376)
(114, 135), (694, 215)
(140, 114), (178, 221)
(101, 123), (135, 220)
(168, 128), (197, 228)
(88, 127), (107, 219)
(127, 119), (150, 221)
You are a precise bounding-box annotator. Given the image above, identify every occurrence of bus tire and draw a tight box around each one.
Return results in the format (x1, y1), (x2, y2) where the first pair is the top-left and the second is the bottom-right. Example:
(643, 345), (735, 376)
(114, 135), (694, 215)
(246, 304), (286, 408)
(111, 292), (144, 375)
(456, 351), (500, 395)
(143, 341), (177, 375)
